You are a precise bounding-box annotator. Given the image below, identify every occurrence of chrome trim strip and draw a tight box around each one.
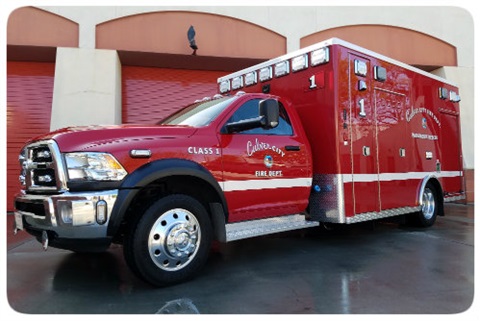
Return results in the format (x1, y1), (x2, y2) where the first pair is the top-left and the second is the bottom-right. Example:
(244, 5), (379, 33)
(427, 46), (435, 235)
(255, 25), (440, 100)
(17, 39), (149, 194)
(225, 214), (319, 242)
(444, 195), (466, 203)
(345, 206), (421, 224)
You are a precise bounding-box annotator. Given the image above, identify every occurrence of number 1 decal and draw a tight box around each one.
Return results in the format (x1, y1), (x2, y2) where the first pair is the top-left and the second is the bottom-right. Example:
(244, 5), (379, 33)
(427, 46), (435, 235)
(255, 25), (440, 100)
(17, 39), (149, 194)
(309, 72), (324, 90)
(309, 75), (317, 89)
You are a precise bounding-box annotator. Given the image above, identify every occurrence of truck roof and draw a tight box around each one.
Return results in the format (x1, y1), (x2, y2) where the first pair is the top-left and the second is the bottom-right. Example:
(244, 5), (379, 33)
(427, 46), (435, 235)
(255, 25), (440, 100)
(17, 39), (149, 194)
(217, 37), (457, 87)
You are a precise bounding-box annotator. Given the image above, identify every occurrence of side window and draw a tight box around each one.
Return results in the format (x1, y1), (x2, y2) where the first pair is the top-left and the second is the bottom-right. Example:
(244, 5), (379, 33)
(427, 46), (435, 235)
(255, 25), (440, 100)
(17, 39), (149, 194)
(225, 99), (294, 135)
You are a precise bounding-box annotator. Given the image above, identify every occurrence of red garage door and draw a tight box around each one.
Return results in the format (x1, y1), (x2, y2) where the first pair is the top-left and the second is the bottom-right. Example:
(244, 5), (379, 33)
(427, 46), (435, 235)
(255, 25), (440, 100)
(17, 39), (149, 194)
(7, 62), (55, 211)
(122, 67), (226, 124)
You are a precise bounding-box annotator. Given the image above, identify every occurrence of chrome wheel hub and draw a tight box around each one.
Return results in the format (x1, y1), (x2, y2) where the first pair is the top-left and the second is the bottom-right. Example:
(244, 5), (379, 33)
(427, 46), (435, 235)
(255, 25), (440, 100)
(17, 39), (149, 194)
(148, 209), (200, 271)
(421, 188), (436, 220)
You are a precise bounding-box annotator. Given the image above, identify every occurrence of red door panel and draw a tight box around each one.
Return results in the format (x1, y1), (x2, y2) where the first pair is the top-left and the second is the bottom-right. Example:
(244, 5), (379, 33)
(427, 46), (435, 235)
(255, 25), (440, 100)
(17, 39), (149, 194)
(441, 113), (463, 194)
(348, 54), (380, 215)
(375, 89), (413, 209)
(219, 98), (311, 222)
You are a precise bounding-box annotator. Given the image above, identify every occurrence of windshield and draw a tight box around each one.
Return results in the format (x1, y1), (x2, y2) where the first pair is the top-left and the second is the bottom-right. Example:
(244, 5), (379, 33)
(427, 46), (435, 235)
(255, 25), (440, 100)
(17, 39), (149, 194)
(160, 96), (237, 127)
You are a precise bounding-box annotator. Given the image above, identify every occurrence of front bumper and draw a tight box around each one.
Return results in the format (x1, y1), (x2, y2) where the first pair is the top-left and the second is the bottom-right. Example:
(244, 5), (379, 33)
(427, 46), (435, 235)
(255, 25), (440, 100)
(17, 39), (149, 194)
(14, 190), (118, 252)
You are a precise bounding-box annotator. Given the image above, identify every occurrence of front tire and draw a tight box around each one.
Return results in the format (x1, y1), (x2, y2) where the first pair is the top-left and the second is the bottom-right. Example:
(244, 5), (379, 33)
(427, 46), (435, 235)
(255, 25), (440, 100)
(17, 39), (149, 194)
(124, 194), (212, 286)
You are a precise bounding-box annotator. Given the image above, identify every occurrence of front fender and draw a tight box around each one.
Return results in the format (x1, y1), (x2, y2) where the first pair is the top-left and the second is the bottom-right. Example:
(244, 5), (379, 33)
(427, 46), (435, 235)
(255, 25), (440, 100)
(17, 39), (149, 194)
(107, 158), (227, 237)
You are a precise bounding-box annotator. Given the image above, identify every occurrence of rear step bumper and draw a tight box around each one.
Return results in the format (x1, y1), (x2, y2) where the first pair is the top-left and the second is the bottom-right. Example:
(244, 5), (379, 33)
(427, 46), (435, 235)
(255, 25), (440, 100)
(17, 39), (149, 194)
(225, 214), (319, 242)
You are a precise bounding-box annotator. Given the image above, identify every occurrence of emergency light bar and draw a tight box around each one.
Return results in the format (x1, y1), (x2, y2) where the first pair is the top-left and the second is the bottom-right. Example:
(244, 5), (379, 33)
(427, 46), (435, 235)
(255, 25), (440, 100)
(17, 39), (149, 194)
(217, 43), (333, 93)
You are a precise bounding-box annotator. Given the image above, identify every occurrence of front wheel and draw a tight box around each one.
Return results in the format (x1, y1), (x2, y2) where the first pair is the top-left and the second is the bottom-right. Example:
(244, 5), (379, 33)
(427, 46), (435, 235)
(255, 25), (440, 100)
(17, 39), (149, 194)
(410, 183), (439, 227)
(123, 194), (213, 286)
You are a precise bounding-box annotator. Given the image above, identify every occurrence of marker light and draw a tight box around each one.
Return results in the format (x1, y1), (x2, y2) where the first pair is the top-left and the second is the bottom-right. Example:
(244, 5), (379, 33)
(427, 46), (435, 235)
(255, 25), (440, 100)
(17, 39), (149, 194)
(354, 60), (368, 77)
(96, 200), (108, 225)
(259, 66), (273, 82)
(244, 71), (257, 86)
(274, 61), (290, 77)
(311, 47), (330, 66)
(292, 54), (308, 72)
(232, 76), (243, 90)
(449, 91), (461, 102)
(219, 80), (231, 93)
(439, 87), (448, 100)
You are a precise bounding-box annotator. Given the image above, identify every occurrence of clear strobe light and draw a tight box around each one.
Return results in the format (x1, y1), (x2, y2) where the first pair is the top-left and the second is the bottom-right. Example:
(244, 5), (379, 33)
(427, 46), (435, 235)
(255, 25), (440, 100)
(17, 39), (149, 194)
(231, 76), (243, 90)
(291, 54), (308, 72)
(311, 47), (330, 66)
(259, 66), (273, 82)
(274, 61), (290, 77)
(219, 80), (231, 93)
(244, 71), (257, 86)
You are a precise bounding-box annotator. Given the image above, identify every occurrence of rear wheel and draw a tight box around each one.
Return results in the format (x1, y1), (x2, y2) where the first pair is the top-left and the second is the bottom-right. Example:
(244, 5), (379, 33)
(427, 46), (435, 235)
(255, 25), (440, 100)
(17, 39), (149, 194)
(410, 183), (439, 227)
(124, 194), (212, 286)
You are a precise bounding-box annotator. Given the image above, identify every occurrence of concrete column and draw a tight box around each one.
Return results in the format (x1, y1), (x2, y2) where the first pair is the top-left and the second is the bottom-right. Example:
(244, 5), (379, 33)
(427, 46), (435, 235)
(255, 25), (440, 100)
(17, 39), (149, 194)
(50, 47), (122, 131)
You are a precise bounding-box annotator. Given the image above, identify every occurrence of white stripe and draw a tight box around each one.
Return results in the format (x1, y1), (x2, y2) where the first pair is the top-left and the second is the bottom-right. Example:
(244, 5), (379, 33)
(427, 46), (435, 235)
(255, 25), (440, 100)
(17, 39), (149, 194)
(342, 171), (463, 183)
(221, 178), (313, 192)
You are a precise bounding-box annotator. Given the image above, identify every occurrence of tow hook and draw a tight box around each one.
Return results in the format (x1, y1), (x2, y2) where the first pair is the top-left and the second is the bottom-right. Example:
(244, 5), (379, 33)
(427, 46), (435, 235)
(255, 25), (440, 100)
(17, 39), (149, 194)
(41, 231), (49, 251)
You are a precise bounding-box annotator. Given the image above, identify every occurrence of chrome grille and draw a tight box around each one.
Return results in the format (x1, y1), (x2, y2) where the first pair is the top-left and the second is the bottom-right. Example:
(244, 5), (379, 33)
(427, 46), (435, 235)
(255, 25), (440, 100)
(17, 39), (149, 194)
(19, 140), (68, 193)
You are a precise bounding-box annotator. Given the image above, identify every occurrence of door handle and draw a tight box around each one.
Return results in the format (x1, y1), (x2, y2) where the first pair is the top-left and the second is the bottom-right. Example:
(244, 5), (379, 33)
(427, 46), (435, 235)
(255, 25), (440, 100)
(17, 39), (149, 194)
(285, 145), (301, 151)
(363, 146), (371, 156)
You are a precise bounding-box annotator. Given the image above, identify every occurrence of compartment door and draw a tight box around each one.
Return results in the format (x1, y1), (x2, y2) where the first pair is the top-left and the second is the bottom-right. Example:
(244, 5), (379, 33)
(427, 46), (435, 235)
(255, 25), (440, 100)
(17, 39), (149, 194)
(348, 54), (380, 215)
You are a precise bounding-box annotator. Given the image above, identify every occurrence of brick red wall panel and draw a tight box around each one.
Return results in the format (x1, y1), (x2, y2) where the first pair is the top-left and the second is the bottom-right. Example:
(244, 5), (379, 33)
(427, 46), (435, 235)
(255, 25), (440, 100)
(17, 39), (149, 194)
(7, 62), (55, 211)
(122, 67), (226, 124)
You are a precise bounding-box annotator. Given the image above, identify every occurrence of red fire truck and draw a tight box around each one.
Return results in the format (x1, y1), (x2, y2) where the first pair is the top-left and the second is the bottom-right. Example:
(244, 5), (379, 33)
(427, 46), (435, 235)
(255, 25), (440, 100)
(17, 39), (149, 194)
(14, 38), (464, 286)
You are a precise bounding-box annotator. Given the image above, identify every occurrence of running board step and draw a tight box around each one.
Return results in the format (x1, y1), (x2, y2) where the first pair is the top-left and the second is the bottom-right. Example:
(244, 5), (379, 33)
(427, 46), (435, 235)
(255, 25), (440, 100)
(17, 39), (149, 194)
(225, 214), (320, 242)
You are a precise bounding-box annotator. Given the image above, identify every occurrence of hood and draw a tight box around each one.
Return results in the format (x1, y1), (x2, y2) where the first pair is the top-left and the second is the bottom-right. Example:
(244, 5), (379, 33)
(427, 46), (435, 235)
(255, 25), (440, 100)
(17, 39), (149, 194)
(30, 125), (197, 152)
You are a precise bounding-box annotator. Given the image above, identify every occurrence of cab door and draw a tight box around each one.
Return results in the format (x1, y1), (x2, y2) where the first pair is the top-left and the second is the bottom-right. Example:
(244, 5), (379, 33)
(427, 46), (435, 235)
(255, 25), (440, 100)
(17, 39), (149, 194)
(219, 98), (311, 222)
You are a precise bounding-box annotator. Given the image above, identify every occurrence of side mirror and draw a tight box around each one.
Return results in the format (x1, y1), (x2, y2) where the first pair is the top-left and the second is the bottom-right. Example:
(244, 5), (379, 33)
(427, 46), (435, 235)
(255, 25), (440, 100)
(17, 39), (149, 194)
(259, 99), (279, 129)
(224, 99), (280, 134)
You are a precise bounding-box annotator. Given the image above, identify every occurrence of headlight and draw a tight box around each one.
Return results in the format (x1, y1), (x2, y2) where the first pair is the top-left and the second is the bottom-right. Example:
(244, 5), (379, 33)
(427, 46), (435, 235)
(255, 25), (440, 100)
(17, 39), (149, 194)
(65, 153), (127, 181)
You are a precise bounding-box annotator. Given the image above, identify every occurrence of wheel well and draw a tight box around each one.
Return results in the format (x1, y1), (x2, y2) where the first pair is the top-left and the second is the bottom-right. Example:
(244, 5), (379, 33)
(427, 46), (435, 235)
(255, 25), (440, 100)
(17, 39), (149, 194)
(114, 175), (226, 243)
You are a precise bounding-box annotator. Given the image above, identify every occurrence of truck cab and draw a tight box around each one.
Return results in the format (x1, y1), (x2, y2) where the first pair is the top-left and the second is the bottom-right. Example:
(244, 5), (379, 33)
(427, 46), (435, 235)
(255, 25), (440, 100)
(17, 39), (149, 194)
(14, 91), (313, 286)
